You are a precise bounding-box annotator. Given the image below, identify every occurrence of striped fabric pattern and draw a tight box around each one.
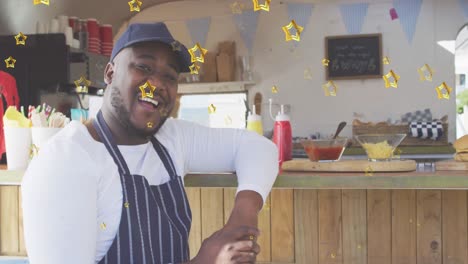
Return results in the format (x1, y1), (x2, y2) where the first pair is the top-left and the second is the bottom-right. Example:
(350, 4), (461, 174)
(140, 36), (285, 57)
(94, 111), (192, 264)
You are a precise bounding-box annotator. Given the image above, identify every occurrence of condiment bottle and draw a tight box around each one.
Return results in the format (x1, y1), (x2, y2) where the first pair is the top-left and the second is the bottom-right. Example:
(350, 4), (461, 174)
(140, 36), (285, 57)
(272, 104), (292, 165)
(246, 105), (263, 135)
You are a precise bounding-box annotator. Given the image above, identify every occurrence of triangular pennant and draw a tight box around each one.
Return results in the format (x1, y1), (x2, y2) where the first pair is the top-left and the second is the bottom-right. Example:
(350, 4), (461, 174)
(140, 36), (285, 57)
(393, 0), (422, 44)
(459, 0), (468, 18)
(339, 3), (369, 34)
(287, 3), (314, 46)
(186, 17), (211, 47)
(234, 10), (259, 54)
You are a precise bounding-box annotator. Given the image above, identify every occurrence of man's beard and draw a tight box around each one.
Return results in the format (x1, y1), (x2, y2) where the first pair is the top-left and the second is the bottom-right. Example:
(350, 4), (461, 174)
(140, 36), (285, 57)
(109, 85), (166, 139)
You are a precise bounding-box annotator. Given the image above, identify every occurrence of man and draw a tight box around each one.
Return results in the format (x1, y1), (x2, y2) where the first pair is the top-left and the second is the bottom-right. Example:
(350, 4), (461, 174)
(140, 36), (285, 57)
(21, 22), (278, 264)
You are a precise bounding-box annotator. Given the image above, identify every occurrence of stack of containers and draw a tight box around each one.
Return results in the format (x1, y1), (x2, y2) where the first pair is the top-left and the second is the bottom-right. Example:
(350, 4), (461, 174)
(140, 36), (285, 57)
(100, 24), (113, 57)
(87, 18), (100, 54)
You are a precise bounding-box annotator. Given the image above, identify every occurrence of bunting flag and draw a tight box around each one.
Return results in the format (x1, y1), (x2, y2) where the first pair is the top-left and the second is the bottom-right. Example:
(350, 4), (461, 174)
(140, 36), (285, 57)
(185, 17), (211, 47)
(233, 10), (259, 54)
(339, 3), (369, 34)
(459, 0), (468, 18)
(287, 3), (314, 46)
(393, 0), (422, 44)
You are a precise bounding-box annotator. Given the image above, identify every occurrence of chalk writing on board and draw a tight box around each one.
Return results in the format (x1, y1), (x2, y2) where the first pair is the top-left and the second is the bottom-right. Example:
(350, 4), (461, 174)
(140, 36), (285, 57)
(326, 34), (382, 80)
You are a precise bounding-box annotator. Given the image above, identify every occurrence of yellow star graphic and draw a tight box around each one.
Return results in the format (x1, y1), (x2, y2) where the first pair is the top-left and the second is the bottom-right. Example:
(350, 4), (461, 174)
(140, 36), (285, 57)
(15, 32), (27, 45)
(383, 56), (391, 65)
(139, 81), (157, 99)
(189, 63), (200, 75)
(364, 165), (374, 176)
(171, 41), (182, 52)
(128, 0), (142, 12)
(33, 0), (49, 5)
(282, 20), (304, 42)
(252, 0), (271, 12)
(304, 68), (313, 80)
(271, 85), (279, 94)
(208, 104), (216, 114)
(4, 56), (16, 68)
(435, 82), (452, 100)
(382, 70), (400, 88)
(230, 1), (244, 14)
(74, 76), (91, 94)
(323, 81), (337, 96)
(417, 64), (434, 82)
(322, 58), (330, 67)
(188, 43), (208, 63)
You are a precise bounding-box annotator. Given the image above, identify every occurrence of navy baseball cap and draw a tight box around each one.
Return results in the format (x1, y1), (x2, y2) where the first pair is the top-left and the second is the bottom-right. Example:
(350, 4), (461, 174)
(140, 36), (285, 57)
(110, 22), (191, 73)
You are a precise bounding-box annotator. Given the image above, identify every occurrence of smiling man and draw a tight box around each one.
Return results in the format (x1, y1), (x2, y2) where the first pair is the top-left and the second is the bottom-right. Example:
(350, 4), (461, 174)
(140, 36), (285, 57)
(21, 22), (278, 264)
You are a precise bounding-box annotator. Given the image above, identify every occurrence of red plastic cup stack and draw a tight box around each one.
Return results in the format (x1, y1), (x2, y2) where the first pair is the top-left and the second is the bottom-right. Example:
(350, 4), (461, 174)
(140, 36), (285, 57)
(87, 18), (101, 54)
(100, 24), (113, 57)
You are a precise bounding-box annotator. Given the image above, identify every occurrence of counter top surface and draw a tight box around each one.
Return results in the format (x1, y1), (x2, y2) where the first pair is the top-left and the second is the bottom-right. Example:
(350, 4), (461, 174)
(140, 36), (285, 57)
(2, 165), (468, 189)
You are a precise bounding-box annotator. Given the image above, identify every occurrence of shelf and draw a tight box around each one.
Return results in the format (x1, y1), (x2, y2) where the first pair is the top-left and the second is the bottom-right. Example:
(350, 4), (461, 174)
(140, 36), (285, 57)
(177, 81), (255, 95)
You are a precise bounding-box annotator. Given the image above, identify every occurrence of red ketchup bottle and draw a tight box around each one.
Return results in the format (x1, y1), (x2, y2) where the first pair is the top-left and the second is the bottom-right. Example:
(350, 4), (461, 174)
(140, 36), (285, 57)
(272, 105), (292, 167)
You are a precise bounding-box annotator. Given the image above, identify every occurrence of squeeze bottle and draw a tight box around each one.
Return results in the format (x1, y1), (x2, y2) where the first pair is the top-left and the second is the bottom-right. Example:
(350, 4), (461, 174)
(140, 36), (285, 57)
(272, 104), (292, 165)
(246, 105), (263, 135)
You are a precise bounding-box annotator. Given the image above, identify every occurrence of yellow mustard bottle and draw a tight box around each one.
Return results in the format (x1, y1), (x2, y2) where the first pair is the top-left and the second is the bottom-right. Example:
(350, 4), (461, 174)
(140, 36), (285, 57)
(246, 105), (263, 136)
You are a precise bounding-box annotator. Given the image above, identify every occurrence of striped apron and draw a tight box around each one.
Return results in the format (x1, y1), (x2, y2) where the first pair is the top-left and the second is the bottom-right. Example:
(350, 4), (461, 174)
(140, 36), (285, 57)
(94, 111), (192, 264)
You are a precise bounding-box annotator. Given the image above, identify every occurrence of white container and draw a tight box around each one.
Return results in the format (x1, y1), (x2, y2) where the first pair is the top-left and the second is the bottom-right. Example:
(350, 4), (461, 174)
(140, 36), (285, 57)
(31, 127), (61, 152)
(4, 127), (32, 170)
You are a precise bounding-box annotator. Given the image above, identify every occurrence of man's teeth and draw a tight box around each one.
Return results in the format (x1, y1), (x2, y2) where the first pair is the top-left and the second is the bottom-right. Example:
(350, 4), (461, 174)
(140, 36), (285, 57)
(139, 97), (159, 107)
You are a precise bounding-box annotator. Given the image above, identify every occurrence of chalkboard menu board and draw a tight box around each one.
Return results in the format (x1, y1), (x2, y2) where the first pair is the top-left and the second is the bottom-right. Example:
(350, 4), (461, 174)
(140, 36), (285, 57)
(325, 34), (382, 80)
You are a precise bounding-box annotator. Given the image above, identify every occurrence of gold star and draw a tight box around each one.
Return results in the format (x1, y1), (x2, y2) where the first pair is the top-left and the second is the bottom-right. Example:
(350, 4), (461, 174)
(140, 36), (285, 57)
(189, 63), (200, 75)
(4, 56), (16, 68)
(271, 85), (279, 94)
(171, 41), (182, 52)
(100, 222), (107, 230)
(323, 81), (337, 96)
(252, 0), (271, 12)
(128, 0), (142, 12)
(188, 43), (208, 63)
(15, 32), (27, 45)
(322, 58), (330, 67)
(224, 115), (233, 125)
(282, 20), (304, 42)
(383, 70), (400, 88)
(365, 165), (374, 176)
(74, 76), (91, 93)
(394, 148), (402, 159)
(33, 0), (49, 5)
(418, 64), (434, 82)
(147, 122), (153, 128)
(435, 82), (452, 100)
(383, 56), (391, 65)
(304, 68), (313, 80)
(208, 104), (216, 114)
(124, 202), (130, 208)
(139, 81), (157, 99)
(230, 1), (244, 14)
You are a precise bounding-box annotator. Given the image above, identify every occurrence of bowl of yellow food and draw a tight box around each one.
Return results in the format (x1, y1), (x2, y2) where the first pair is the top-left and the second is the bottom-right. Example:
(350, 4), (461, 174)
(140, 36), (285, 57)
(354, 134), (406, 161)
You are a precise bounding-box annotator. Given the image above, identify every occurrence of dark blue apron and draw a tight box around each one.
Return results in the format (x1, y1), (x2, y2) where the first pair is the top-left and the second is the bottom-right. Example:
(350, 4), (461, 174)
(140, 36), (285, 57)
(94, 111), (191, 264)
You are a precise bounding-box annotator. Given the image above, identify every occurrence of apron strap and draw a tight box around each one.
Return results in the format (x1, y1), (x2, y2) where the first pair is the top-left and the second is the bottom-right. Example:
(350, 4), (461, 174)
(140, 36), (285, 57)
(93, 111), (131, 175)
(150, 137), (179, 180)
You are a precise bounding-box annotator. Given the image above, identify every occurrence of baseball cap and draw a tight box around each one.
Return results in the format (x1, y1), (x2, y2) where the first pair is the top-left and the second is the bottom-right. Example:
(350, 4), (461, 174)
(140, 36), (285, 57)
(111, 22), (191, 72)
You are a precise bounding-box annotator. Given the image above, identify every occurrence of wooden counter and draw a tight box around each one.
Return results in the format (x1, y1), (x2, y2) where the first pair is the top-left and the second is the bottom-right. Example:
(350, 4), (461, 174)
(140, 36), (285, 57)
(2, 168), (468, 263)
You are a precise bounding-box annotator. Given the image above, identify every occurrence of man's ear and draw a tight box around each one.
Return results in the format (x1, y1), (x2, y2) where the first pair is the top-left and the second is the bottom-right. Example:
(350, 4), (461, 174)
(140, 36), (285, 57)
(104, 62), (114, 85)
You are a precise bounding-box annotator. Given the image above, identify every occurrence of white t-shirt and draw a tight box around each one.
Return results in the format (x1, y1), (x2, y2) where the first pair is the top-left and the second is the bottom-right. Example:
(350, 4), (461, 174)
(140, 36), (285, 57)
(21, 118), (278, 264)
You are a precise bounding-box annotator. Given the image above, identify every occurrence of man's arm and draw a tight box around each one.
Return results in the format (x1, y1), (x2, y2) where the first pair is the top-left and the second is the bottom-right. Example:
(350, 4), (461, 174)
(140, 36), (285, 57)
(22, 140), (98, 264)
(225, 190), (263, 229)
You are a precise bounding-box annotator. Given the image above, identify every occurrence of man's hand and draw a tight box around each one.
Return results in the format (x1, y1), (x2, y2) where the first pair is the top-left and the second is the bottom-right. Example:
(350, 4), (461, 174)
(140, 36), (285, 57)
(184, 191), (264, 264)
(189, 225), (260, 264)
